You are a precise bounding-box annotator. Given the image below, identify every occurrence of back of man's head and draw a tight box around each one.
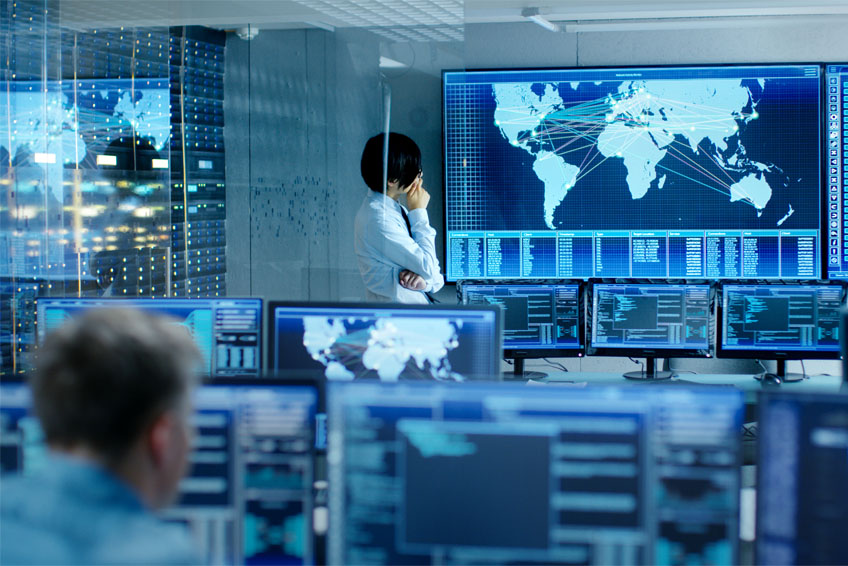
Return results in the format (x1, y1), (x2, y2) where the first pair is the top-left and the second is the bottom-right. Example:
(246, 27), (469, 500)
(32, 307), (201, 468)
(360, 132), (422, 192)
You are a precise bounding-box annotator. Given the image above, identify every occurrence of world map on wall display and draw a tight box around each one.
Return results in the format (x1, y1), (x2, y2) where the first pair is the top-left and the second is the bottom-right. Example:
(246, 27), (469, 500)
(443, 65), (822, 280)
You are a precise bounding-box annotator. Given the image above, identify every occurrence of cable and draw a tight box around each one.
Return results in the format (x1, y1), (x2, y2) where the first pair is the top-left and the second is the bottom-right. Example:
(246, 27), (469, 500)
(541, 358), (569, 372)
(800, 359), (808, 380)
(628, 357), (644, 371)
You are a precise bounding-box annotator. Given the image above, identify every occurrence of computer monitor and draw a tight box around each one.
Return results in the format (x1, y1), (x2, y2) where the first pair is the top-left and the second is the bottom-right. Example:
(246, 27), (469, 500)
(589, 282), (712, 380)
(717, 284), (844, 381)
(825, 64), (848, 279)
(756, 391), (848, 565)
(0, 379), (318, 566)
(443, 64), (822, 281)
(268, 302), (503, 381)
(327, 381), (744, 565)
(36, 297), (263, 378)
(458, 281), (584, 378)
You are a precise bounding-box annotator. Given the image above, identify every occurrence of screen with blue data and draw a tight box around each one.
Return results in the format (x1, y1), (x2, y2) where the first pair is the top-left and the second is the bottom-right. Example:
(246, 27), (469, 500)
(460, 283), (582, 353)
(757, 392), (848, 565)
(720, 284), (843, 355)
(444, 65), (822, 280)
(269, 303), (501, 381)
(591, 283), (710, 351)
(36, 297), (262, 377)
(826, 65), (848, 278)
(0, 381), (316, 566)
(328, 382), (743, 565)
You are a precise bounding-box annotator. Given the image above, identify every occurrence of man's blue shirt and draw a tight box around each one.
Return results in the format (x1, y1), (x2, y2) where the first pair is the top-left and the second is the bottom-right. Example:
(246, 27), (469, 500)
(0, 453), (199, 565)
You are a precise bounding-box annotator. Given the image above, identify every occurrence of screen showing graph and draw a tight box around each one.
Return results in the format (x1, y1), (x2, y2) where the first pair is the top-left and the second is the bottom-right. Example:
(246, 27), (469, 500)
(590, 283), (710, 352)
(269, 302), (502, 381)
(0, 380), (317, 566)
(328, 381), (744, 565)
(757, 392), (848, 565)
(36, 298), (262, 377)
(459, 282), (582, 354)
(444, 65), (822, 280)
(719, 284), (843, 355)
(826, 64), (848, 278)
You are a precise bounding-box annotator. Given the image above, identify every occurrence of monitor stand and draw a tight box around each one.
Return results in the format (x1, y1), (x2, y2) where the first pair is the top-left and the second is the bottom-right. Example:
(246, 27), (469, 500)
(623, 357), (672, 381)
(504, 359), (547, 381)
(754, 360), (805, 383)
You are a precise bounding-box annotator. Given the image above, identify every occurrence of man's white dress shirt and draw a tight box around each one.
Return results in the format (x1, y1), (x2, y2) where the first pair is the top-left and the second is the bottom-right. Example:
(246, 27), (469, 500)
(354, 190), (444, 304)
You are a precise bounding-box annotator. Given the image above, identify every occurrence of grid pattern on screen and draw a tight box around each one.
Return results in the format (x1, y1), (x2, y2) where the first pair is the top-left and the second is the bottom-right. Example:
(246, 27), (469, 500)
(443, 65), (822, 281)
(445, 79), (489, 231)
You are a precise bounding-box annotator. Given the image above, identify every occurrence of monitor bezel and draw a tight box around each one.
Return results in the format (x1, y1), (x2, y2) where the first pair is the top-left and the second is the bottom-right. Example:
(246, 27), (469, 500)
(716, 281), (845, 361)
(456, 279), (585, 360)
(266, 300), (504, 380)
(34, 296), (265, 377)
(586, 279), (714, 360)
(441, 62), (826, 282)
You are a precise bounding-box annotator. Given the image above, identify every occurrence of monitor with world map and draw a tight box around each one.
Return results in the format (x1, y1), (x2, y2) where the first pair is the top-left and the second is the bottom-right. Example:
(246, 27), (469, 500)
(268, 302), (503, 381)
(443, 64), (823, 281)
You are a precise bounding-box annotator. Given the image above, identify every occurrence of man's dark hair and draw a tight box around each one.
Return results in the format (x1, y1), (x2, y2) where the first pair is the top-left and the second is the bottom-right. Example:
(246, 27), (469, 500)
(32, 307), (201, 466)
(360, 132), (421, 192)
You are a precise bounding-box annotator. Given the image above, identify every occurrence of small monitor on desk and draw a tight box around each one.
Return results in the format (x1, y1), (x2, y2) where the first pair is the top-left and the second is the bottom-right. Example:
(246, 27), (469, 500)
(268, 302), (502, 381)
(36, 297), (263, 378)
(459, 281), (584, 379)
(756, 391), (848, 565)
(717, 283), (844, 381)
(588, 282), (712, 380)
(328, 381), (744, 565)
(0, 379), (318, 566)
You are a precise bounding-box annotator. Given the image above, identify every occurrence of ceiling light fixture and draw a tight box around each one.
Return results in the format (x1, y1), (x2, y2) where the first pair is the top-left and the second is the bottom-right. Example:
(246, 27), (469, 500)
(521, 7), (560, 32)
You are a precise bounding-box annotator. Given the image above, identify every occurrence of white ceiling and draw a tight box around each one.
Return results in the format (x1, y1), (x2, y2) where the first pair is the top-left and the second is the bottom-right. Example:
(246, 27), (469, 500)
(55, 0), (848, 38)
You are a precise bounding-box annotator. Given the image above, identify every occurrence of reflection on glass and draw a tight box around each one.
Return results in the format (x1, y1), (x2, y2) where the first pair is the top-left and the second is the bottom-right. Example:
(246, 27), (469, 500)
(2, 2), (227, 373)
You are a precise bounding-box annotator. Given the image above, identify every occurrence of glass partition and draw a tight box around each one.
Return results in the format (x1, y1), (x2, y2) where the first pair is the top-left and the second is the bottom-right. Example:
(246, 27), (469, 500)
(1, 0), (465, 374)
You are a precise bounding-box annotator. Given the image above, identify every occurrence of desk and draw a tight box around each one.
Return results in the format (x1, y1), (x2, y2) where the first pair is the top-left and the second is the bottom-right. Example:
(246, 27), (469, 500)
(529, 371), (843, 399)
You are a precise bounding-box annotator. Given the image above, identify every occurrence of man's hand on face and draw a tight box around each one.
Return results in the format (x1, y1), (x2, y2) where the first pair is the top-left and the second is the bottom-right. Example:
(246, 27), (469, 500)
(399, 269), (427, 291)
(405, 175), (430, 210)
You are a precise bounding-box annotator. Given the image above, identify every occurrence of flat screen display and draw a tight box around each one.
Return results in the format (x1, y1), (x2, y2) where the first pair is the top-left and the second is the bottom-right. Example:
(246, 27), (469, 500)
(825, 64), (848, 279)
(460, 282), (583, 355)
(269, 302), (502, 381)
(36, 297), (262, 378)
(444, 64), (822, 280)
(756, 391), (848, 565)
(590, 283), (710, 353)
(719, 284), (843, 357)
(328, 381), (744, 565)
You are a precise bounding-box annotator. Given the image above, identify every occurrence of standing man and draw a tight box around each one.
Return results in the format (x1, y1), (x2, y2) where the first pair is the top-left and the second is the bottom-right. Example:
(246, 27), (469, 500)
(355, 132), (444, 303)
(0, 308), (202, 565)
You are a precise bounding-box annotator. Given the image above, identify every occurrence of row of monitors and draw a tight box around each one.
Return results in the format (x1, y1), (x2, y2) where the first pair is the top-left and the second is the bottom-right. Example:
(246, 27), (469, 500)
(2, 379), (846, 565)
(33, 297), (503, 381)
(459, 281), (845, 364)
(443, 64), (848, 282)
(33, 282), (845, 382)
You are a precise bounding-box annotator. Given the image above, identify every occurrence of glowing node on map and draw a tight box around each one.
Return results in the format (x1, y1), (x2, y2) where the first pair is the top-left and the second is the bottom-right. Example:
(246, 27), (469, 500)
(734, 125), (739, 132)
(511, 140), (519, 146)
(616, 152), (622, 157)
(752, 112), (759, 119)
(495, 120), (500, 126)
